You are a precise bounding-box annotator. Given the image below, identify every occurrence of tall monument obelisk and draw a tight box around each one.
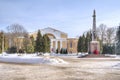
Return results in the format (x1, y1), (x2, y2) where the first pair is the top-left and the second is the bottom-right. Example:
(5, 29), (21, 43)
(92, 10), (96, 41)
(90, 10), (100, 54)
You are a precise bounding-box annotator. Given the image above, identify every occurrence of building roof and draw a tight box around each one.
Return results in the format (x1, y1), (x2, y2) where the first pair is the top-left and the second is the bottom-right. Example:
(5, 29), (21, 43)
(41, 27), (67, 35)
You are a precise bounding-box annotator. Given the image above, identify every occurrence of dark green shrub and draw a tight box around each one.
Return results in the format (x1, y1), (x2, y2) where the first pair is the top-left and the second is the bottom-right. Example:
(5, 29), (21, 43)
(60, 48), (68, 54)
(102, 44), (115, 54)
(8, 46), (17, 53)
(56, 48), (58, 54)
(18, 49), (24, 53)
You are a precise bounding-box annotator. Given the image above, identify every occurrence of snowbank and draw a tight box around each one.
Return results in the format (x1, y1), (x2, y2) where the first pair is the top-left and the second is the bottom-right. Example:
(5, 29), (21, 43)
(50, 53), (77, 56)
(105, 54), (117, 57)
(77, 52), (89, 58)
(0, 54), (68, 64)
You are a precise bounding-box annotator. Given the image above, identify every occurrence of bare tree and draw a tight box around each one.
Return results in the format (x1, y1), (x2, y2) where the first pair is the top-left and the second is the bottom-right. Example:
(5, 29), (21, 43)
(6, 23), (27, 49)
(106, 27), (115, 44)
(97, 24), (107, 44)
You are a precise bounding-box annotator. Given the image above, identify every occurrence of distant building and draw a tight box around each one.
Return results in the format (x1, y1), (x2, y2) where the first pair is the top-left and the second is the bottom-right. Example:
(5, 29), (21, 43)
(29, 27), (78, 53)
(14, 36), (24, 49)
(67, 38), (78, 53)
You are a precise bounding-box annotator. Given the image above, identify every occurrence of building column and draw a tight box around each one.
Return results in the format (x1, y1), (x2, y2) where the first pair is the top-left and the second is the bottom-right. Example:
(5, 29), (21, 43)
(50, 40), (53, 52)
(55, 40), (58, 50)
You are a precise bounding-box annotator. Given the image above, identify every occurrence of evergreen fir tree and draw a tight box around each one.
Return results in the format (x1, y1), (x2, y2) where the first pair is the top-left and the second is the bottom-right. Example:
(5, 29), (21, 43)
(35, 30), (43, 52)
(43, 34), (50, 53)
(43, 35), (47, 53)
(77, 35), (85, 52)
(0, 32), (6, 53)
(45, 34), (50, 52)
(82, 34), (86, 52)
(77, 31), (92, 53)
(77, 36), (82, 52)
(85, 32), (92, 52)
(85, 35), (88, 52)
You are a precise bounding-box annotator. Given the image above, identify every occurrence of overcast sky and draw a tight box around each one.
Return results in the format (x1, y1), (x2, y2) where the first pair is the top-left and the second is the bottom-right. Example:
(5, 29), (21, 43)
(0, 0), (120, 37)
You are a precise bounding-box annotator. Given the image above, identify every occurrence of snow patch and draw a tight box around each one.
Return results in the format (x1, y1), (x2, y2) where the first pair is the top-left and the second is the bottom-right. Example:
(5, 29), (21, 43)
(0, 54), (68, 64)
(112, 63), (120, 68)
(115, 55), (120, 59)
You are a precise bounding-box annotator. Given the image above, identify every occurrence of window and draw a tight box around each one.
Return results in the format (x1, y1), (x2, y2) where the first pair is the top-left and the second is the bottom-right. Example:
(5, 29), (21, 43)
(70, 41), (72, 48)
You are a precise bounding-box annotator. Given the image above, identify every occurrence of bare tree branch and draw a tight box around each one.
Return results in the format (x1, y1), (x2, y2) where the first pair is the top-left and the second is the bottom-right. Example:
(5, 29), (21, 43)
(6, 23), (28, 49)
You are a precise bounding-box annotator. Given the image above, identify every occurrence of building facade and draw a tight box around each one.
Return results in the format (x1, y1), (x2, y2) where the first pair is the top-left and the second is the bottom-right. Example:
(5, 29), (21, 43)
(67, 38), (78, 53)
(29, 27), (78, 53)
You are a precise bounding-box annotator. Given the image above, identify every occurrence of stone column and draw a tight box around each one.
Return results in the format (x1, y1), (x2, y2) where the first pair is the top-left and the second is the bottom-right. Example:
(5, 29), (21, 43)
(90, 10), (100, 54)
(55, 40), (58, 50)
(50, 40), (53, 52)
(92, 10), (96, 41)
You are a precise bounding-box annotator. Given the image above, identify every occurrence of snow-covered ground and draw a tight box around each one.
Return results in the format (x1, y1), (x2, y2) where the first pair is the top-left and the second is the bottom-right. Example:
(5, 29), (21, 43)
(0, 52), (120, 80)
(0, 52), (120, 66)
(0, 53), (68, 64)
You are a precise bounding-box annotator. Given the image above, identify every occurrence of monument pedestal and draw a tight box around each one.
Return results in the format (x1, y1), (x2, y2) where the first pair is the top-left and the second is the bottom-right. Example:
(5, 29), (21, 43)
(90, 41), (100, 54)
